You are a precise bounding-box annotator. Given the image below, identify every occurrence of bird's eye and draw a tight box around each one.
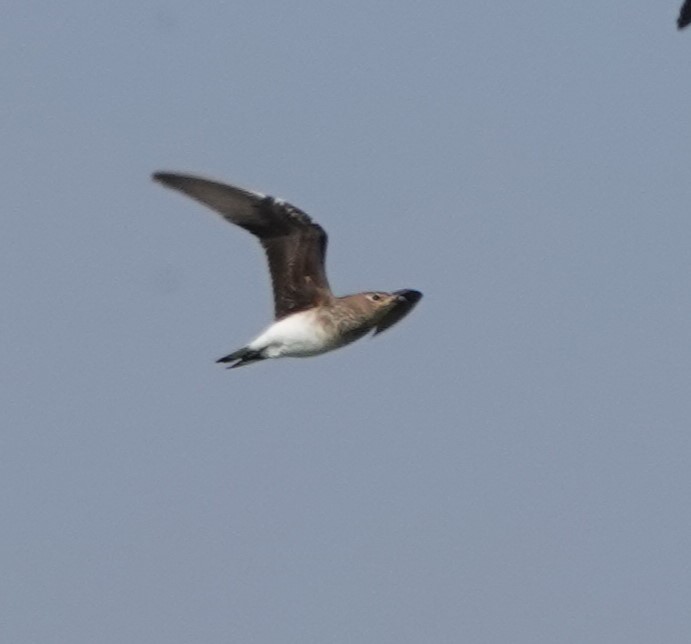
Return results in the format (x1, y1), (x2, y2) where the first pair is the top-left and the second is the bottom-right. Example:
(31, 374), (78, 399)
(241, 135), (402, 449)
(371, 293), (382, 302)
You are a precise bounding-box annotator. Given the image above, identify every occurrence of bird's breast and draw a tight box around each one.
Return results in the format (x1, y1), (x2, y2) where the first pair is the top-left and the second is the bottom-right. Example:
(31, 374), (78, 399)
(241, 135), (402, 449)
(252, 310), (338, 358)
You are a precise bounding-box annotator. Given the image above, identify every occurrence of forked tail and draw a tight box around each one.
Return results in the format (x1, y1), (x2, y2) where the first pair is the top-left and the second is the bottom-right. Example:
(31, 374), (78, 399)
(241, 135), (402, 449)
(216, 347), (265, 369)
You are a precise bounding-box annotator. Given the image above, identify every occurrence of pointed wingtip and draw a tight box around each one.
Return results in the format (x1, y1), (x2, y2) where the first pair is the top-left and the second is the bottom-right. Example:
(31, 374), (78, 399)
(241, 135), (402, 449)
(152, 171), (176, 185)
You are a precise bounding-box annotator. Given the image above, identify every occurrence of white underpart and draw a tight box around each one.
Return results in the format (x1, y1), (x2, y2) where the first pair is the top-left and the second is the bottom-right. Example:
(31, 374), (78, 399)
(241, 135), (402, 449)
(247, 310), (336, 359)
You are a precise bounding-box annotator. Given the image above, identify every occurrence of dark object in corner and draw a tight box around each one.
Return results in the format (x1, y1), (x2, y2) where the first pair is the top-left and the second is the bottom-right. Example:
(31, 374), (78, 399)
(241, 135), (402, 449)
(679, 0), (691, 29)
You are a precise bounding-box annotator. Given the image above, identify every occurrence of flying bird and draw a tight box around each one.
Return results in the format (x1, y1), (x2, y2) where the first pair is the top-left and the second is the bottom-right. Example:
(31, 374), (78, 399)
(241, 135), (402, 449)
(679, 0), (691, 29)
(153, 172), (422, 368)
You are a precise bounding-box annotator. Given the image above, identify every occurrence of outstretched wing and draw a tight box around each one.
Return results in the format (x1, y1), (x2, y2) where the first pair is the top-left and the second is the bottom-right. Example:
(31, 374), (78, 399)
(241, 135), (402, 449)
(679, 0), (691, 29)
(153, 172), (332, 319)
(373, 289), (423, 335)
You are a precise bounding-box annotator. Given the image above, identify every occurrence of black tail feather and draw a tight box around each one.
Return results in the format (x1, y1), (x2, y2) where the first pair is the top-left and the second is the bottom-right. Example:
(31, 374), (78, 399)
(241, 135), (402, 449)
(216, 347), (249, 363)
(216, 347), (265, 369)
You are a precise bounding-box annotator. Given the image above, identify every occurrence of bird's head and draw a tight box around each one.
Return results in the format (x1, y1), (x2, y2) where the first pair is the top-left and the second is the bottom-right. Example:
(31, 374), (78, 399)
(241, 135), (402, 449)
(345, 288), (423, 335)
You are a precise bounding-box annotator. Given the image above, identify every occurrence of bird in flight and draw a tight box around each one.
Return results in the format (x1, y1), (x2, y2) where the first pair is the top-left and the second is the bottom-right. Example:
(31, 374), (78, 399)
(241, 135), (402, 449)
(679, 0), (691, 29)
(153, 172), (422, 368)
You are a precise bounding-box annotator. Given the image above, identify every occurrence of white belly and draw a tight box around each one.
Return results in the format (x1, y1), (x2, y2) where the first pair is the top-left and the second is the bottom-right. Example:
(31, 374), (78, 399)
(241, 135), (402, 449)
(248, 310), (335, 358)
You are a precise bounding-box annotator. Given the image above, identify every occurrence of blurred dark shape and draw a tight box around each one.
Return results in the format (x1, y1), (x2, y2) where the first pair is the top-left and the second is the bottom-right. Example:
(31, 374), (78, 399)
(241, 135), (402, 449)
(679, 0), (691, 29)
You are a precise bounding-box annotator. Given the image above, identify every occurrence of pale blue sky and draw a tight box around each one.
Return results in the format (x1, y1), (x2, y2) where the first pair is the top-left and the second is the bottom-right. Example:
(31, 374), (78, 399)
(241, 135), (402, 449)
(3, 2), (691, 642)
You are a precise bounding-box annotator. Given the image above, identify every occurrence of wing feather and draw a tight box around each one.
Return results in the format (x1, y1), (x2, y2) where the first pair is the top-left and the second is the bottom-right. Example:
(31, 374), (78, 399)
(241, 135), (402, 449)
(153, 172), (331, 319)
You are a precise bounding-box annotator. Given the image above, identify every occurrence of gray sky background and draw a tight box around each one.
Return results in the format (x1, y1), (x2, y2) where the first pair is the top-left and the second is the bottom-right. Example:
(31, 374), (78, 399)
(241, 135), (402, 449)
(3, 2), (691, 642)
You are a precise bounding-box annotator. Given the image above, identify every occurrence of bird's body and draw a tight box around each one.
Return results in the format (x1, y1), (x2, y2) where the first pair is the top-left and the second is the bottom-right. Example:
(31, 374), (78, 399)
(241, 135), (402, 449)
(153, 171), (422, 368)
(248, 308), (340, 359)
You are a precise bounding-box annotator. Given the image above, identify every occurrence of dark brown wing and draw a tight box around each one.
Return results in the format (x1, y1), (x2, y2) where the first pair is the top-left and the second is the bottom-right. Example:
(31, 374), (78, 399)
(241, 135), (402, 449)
(153, 172), (331, 319)
(680, 0), (691, 29)
(373, 289), (423, 335)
